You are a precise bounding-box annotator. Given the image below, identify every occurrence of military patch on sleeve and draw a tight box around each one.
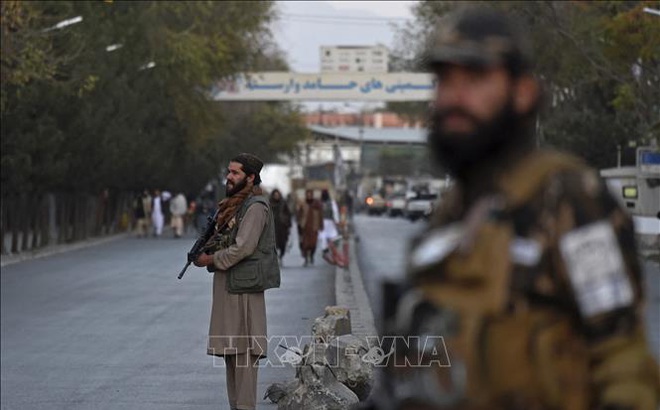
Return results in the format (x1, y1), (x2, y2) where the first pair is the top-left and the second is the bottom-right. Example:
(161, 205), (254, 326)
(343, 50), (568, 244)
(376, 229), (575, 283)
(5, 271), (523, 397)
(559, 221), (633, 318)
(411, 223), (464, 270)
(510, 237), (542, 267)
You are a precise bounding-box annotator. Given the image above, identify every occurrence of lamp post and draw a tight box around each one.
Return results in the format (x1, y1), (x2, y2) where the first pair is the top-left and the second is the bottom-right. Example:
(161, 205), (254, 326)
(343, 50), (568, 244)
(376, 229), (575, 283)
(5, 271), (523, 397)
(43, 15), (83, 32)
(643, 7), (660, 16)
(358, 127), (364, 174)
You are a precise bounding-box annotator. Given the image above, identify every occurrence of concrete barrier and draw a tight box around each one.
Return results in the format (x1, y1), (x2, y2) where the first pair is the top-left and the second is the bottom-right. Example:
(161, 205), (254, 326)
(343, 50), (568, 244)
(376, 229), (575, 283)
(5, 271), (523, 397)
(634, 216), (660, 251)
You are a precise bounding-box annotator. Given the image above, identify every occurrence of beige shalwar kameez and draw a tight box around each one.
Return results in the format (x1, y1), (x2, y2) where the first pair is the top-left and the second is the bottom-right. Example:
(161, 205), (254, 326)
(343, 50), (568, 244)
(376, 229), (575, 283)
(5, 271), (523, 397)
(207, 202), (269, 410)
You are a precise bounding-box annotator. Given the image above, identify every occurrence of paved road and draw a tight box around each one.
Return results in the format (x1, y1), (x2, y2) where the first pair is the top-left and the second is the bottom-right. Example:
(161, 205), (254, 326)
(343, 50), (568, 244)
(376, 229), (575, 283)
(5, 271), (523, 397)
(354, 214), (660, 359)
(1, 229), (334, 410)
(354, 214), (425, 325)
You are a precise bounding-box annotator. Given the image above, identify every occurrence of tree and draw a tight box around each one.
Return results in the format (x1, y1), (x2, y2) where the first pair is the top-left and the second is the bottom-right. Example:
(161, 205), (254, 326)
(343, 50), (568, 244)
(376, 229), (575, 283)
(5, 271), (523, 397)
(1, 1), (309, 197)
(389, 1), (660, 169)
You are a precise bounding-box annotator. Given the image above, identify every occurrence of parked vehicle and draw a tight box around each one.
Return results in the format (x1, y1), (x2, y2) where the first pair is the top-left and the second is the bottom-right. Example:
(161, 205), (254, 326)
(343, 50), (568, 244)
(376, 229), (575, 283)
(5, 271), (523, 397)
(365, 194), (387, 215)
(405, 193), (437, 221)
(386, 194), (407, 217)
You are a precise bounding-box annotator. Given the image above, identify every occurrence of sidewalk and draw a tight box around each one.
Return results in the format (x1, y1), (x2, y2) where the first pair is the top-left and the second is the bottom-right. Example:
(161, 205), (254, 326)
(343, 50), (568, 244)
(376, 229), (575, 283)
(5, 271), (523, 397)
(334, 236), (377, 340)
(1, 232), (132, 268)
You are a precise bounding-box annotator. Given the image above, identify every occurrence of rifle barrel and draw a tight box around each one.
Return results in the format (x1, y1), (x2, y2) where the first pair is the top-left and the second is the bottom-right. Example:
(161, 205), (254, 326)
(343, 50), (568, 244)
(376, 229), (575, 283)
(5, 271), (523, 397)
(177, 261), (192, 280)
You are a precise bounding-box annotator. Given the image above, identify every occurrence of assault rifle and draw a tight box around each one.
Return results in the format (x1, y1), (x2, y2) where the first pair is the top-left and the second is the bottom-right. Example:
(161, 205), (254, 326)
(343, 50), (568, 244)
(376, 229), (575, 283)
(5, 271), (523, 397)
(177, 208), (220, 279)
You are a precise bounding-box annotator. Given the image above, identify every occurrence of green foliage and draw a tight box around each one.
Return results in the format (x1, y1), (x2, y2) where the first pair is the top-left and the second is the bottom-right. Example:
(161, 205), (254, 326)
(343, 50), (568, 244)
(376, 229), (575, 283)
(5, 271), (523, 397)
(1, 1), (307, 197)
(389, 0), (660, 169)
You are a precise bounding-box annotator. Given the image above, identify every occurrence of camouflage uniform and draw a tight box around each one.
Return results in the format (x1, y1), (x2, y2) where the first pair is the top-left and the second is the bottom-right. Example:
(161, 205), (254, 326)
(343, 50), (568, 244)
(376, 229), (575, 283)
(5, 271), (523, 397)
(362, 7), (659, 410)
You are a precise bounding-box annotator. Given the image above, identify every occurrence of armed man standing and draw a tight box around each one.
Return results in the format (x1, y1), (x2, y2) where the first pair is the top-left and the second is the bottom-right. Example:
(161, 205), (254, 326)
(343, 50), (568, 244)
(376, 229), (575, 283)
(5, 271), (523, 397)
(365, 7), (659, 410)
(193, 153), (280, 410)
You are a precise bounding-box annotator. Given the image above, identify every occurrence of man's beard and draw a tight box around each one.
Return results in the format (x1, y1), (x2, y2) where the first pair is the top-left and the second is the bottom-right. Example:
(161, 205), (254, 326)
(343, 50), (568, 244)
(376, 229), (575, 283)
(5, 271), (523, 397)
(225, 177), (247, 197)
(427, 97), (522, 179)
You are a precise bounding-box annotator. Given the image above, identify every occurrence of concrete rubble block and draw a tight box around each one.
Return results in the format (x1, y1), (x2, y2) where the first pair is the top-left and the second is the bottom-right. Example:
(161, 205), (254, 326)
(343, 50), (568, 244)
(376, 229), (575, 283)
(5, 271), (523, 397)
(278, 362), (359, 410)
(265, 341), (360, 410)
(302, 341), (331, 366)
(326, 334), (374, 400)
(311, 305), (352, 342)
(263, 380), (298, 404)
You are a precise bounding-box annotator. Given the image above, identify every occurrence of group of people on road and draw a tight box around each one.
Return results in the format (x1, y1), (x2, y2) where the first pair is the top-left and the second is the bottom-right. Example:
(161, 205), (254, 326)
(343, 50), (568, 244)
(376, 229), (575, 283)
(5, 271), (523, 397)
(132, 189), (189, 238)
(267, 187), (344, 268)
(133, 179), (343, 264)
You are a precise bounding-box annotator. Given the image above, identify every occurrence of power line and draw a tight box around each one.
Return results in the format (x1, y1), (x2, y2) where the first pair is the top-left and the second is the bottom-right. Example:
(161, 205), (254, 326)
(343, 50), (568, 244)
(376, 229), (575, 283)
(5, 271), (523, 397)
(279, 16), (403, 27)
(280, 12), (413, 22)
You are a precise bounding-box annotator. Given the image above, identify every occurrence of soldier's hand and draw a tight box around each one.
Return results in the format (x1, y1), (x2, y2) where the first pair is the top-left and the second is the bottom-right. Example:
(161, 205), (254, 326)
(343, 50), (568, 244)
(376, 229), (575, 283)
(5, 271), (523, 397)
(194, 253), (214, 267)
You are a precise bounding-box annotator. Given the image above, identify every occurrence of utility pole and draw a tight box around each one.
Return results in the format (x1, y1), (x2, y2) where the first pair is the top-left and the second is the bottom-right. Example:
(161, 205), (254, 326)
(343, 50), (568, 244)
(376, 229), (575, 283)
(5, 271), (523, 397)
(359, 127), (364, 174)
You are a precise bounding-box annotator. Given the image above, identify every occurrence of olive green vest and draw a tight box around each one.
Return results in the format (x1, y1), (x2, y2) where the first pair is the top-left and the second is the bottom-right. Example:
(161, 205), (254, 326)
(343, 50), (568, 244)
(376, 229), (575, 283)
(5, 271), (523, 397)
(226, 195), (281, 294)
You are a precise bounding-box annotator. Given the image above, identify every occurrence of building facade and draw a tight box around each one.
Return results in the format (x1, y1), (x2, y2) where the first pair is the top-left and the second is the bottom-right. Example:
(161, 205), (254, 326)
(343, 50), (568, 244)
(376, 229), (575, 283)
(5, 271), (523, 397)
(303, 111), (423, 129)
(320, 45), (389, 73)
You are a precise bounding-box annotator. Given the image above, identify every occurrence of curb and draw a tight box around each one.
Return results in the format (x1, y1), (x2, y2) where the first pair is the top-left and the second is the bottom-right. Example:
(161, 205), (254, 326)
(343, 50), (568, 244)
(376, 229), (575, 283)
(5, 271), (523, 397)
(334, 236), (377, 340)
(0, 232), (132, 268)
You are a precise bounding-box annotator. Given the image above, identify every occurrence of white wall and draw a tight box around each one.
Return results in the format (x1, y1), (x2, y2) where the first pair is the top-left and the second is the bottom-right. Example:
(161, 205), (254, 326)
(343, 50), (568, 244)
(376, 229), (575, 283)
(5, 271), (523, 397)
(300, 141), (361, 165)
(260, 164), (292, 196)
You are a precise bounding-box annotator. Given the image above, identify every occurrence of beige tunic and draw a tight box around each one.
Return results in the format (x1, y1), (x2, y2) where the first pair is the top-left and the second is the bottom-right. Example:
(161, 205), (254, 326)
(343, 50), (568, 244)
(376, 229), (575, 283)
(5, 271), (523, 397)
(207, 203), (268, 358)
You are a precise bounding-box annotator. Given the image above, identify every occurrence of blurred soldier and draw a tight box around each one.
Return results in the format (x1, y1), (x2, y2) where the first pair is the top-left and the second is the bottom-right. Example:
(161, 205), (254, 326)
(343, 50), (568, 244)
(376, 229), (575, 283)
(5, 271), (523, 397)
(365, 7), (659, 410)
(296, 189), (323, 266)
(151, 189), (164, 237)
(169, 191), (188, 238)
(134, 189), (151, 238)
(193, 153), (280, 410)
(269, 189), (292, 263)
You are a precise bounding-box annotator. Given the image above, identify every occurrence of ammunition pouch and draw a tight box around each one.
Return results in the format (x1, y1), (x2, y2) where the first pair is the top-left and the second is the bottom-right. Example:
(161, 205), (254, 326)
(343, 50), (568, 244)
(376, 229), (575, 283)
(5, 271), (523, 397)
(392, 288), (591, 409)
(476, 311), (590, 409)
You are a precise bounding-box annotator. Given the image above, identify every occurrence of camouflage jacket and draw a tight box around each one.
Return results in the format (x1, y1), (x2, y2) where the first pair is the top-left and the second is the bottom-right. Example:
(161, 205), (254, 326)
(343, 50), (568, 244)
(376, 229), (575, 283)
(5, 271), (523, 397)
(402, 150), (659, 409)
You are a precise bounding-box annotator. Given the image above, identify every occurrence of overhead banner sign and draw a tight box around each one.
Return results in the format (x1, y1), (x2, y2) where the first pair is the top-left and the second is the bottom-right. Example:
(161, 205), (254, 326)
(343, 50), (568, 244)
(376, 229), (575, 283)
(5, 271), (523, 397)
(211, 72), (435, 101)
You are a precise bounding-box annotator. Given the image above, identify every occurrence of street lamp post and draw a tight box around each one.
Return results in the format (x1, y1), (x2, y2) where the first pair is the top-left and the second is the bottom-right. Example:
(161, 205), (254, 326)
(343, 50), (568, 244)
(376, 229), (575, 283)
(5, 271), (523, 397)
(643, 7), (660, 16)
(358, 127), (364, 173)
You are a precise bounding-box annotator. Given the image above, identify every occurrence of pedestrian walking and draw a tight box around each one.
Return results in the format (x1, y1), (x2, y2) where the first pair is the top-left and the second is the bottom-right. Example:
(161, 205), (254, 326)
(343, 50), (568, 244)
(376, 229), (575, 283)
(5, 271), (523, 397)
(133, 189), (151, 238)
(169, 191), (187, 238)
(318, 189), (340, 265)
(269, 189), (292, 263)
(296, 189), (322, 266)
(151, 189), (164, 237)
(185, 199), (196, 235)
